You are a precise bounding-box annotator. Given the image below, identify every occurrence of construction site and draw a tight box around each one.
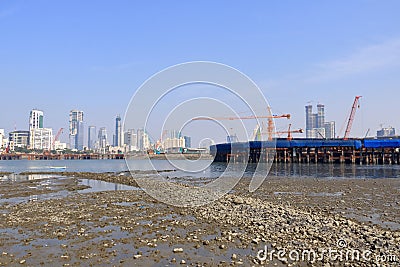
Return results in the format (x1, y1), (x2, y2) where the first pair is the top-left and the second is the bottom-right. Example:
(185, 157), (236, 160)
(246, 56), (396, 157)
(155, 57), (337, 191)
(210, 96), (400, 165)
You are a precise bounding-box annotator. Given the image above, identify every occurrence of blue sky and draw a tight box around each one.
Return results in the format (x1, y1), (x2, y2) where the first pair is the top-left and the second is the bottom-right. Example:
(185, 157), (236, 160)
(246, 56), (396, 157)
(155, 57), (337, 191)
(1, 1), (400, 144)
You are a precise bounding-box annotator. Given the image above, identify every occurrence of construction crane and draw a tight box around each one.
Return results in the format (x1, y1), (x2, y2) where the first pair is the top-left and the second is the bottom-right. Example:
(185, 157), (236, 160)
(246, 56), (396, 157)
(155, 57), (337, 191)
(193, 107), (290, 141)
(343, 96), (362, 140)
(275, 124), (304, 141)
(51, 128), (64, 150)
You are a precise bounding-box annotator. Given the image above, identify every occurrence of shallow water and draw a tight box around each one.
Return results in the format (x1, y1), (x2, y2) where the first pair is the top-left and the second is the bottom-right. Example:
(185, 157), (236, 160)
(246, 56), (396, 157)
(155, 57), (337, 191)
(0, 175), (139, 205)
(1, 160), (400, 180)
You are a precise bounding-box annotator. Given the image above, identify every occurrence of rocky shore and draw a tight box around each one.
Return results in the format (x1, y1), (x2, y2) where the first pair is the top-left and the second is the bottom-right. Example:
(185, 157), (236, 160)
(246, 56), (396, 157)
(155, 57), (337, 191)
(0, 172), (399, 266)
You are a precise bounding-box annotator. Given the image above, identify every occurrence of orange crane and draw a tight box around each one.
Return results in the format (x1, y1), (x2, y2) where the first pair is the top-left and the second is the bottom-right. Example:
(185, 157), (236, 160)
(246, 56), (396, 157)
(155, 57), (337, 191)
(343, 96), (362, 140)
(275, 124), (304, 141)
(193, 108), (290, 141)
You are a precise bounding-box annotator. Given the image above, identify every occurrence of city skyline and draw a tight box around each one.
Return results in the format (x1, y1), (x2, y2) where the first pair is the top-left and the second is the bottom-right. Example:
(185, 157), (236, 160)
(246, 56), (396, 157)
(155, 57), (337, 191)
(0, 108), (198, 152)
(1, 1), (400, 143)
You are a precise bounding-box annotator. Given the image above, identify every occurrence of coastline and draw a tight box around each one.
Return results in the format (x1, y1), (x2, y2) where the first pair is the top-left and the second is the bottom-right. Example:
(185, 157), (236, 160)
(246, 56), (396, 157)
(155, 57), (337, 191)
(0, 172), (399, 266)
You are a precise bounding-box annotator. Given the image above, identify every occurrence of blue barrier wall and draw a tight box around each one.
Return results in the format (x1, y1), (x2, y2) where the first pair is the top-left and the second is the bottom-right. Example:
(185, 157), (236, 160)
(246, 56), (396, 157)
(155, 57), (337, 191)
(211, 139), (364, 153)
(363, 139), (400, 148)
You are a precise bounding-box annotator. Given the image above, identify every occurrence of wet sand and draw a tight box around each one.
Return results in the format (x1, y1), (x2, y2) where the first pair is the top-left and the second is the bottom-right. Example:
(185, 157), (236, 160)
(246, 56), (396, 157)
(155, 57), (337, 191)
(0, 172), (399, 266)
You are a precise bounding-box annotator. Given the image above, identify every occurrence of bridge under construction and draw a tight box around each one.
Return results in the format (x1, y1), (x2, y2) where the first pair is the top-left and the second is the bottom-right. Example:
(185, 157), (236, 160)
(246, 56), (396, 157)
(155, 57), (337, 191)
(211, 138), (400, 165)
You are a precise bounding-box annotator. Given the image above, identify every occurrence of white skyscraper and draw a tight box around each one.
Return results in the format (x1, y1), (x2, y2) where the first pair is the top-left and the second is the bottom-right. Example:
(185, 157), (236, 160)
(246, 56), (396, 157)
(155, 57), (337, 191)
(29, 109), (44, 131)
(28, 109), (53, 150)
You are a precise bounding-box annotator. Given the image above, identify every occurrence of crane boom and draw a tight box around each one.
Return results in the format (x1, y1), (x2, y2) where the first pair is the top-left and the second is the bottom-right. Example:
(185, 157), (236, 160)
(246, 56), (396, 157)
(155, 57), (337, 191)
(344, 96), (362, 140)
(193, 112), (290, 141)
(275, 124), (304, 140)
(52, 128), (64, 148)
(192, 114), (290, 120)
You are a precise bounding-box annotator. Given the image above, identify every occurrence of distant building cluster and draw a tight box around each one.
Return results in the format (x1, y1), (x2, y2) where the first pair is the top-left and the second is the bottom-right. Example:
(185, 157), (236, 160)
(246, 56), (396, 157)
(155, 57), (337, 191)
(0, 109), (194, 154)
(305, 104), (336, 139)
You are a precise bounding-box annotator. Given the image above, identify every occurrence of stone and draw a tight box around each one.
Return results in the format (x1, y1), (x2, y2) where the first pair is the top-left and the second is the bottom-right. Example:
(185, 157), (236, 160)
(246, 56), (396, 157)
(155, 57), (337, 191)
(233, 197), (244, 205)
(173, 248), (184, 253)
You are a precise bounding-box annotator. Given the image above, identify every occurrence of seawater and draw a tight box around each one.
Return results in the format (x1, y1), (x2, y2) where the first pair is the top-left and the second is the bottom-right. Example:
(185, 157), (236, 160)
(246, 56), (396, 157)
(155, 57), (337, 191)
(0, 159), (399, 179)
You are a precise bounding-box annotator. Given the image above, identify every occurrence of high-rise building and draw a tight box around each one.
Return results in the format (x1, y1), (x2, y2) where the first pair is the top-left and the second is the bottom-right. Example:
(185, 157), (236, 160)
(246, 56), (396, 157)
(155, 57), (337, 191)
(317, 104), (325, 128)
(9, 130), (29, 150)
(305, 104), (335, 139)
(115, 115), (123, 147)
(170, 130), (181, 139)
(76, 121), (84, 150)
(98, 127), (108, 149)
(29, 128), (53, 150)
(143, 132), (151, 150)
(0, 129), (6, 149)
(69, 110), (84, 150)
(88, 126), (96, 150)
(124, 129), (138, 151)
(324, 121), (336, 139)
(136, 128), (151, 151)
(28, 109), (53, 150)
(29, 109), (44, 130)
(305, 105), (313, 135)
(137, 128), (144, 151)
(183, 136), (191, 148)
(163, 137), (185, 150)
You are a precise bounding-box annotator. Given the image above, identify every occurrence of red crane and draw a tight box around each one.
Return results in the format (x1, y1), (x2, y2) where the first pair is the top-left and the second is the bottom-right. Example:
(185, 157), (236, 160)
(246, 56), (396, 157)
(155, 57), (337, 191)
(52, 128), (64, 149)
(343, 96), (362, 140)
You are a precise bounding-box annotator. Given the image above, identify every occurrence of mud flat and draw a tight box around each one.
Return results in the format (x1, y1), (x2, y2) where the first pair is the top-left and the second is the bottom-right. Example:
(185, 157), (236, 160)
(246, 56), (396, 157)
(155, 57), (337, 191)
(0, 172), (399, 266)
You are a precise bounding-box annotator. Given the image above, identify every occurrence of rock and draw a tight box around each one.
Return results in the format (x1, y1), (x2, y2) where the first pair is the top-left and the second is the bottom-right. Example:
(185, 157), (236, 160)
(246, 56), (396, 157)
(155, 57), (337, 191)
(19, 260), (26, 264)
(233, 197), (244, 205)
(232, 253), (237, 260)
(219, 244), (226, 249)
(180, 259), (186, 264)
(133, 254), (142, 259)
(203, 240), (210, 245)
(173, 248), (184, 253)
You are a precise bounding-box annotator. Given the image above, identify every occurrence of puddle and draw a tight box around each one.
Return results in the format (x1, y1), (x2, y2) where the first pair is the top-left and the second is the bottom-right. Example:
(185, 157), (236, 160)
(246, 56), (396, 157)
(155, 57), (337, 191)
(345, 212), (400, 230)
(344, 207), (400, 230)
(77, 179), (140, 193)
(0, 177), (140, 205)
(113, 201), (140, 207)
(308, 192), (344, 197)
(0, 190), (71, 205)
(0, 174), (64, 182)
(273, 192), (303, 196)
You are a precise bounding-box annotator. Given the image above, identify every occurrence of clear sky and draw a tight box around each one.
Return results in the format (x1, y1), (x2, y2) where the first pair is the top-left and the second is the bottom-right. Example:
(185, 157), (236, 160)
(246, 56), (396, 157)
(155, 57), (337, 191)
(1, 1), (400, 145)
